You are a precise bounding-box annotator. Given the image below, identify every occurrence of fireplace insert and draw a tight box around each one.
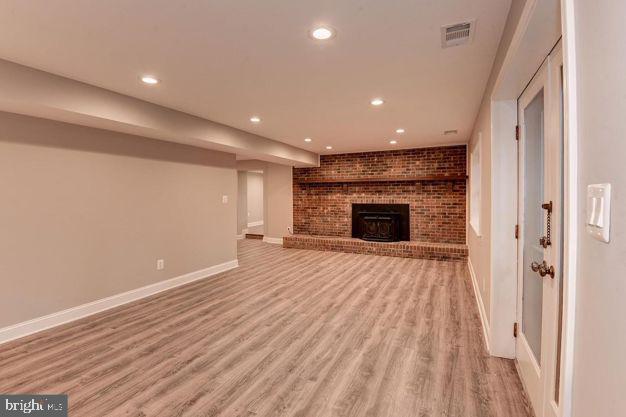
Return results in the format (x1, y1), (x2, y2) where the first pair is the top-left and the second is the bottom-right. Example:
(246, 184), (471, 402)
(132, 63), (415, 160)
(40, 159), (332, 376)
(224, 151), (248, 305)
(352, 203), (410, 242)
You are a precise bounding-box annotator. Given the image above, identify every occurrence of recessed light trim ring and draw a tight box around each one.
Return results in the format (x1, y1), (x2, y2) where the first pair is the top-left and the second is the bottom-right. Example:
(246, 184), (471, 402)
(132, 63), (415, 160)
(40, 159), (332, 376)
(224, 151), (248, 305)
(310, 25), (335, 40)
(141, 75), (159, 85)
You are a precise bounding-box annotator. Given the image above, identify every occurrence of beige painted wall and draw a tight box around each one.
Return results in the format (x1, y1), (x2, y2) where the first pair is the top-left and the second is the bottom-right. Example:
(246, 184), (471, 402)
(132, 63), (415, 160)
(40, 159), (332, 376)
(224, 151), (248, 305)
(468, 0), (527, 322)
(570, 0), (626, 415)
(237, 171), (248, 235)
(0, 112), (237, 328)
(263, 163), (293, 240)
(246, 172), (264, 224)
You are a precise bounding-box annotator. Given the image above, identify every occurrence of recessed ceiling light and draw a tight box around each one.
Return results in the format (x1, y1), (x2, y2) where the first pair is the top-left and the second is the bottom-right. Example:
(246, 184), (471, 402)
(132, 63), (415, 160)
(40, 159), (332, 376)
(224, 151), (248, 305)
(250, 116), (261, 123)
(444, 129), (458, 135)
(140, 75), (159, 85)
(370, 98), (384, 106)
(389, 140), (398, 145)
(310, 26), (335, 40)
(395, 128), (405, 134)
(325, 145), (333, 150)
(304, 138), (312, 142)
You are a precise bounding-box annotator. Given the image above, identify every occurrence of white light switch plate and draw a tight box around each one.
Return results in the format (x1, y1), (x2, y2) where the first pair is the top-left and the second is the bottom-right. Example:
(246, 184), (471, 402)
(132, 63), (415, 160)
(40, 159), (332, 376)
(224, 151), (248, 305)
(222, 195), (228, 204)
(586, 183), (611, 243)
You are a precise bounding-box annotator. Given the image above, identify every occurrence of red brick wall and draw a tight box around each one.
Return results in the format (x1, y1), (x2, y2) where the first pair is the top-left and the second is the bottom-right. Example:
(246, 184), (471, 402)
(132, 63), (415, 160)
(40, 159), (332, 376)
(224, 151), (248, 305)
(293, 146), (467, 244)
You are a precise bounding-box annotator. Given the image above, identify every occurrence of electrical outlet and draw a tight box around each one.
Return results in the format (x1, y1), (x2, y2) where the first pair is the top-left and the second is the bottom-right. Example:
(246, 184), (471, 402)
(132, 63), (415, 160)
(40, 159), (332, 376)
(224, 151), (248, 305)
(156, 259), (165, 270)
(222, 195), (228, 204)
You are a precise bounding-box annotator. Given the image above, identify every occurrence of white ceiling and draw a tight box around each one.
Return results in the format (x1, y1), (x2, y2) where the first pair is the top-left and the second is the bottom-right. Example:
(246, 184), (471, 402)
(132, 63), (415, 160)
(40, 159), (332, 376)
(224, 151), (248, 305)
(0, 0), (511, 155)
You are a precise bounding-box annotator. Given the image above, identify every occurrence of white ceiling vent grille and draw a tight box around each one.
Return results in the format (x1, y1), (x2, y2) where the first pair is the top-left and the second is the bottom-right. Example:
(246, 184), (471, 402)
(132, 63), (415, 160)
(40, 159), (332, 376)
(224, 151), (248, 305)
(441, 20), (475, 48)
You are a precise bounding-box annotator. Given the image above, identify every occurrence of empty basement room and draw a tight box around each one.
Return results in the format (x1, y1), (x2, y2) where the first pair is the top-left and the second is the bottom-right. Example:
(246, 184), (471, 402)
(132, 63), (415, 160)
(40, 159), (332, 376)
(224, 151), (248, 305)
(1, 1), (625, 416)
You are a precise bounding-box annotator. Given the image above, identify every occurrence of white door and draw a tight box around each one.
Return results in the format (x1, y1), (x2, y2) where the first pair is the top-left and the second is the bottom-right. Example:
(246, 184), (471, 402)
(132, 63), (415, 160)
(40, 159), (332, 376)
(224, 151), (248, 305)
(516, 45), (564, 417)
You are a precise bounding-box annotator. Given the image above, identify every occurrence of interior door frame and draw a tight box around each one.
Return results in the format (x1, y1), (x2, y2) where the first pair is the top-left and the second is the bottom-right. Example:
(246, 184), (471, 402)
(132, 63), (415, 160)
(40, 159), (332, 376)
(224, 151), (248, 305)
(486, 0), (578, 414)
(544, 44), (565, 417)
(557, 2), (579, 415)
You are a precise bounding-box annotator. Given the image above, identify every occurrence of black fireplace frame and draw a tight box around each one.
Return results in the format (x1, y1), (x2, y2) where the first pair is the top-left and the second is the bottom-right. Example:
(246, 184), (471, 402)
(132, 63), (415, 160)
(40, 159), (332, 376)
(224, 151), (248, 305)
(351, 203), (410, 242)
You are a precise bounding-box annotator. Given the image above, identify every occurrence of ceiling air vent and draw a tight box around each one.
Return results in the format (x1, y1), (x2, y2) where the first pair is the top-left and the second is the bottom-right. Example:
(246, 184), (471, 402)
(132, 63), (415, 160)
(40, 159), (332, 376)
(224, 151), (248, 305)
(441, 21), (475, 48)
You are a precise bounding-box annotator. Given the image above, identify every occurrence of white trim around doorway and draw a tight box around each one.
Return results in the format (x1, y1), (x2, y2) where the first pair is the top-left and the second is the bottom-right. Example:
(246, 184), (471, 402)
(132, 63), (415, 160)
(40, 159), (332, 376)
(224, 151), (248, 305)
(485, 0), (577, 415)
(556, 1), (579, 415)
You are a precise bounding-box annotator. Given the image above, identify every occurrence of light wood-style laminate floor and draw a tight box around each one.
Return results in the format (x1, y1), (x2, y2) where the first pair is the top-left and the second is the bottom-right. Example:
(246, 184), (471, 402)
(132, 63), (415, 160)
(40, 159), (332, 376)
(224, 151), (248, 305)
(0, 240), (533, 417)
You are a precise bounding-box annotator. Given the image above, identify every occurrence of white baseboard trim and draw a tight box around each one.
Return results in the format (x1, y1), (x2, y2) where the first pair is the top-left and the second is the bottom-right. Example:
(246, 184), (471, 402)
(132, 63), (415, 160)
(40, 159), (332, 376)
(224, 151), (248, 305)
(467, 257), (491, 353)
(262, 236), (283, 245)
(247, 220), (264, 227)
(0, 259), (239, 345)
(236, 234), (244, 240)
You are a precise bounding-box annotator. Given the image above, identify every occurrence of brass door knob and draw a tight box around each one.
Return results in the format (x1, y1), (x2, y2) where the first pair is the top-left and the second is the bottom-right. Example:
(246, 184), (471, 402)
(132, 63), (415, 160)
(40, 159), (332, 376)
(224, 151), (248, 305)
(531, 261), (541, 272)
(530, 260), (555, 279)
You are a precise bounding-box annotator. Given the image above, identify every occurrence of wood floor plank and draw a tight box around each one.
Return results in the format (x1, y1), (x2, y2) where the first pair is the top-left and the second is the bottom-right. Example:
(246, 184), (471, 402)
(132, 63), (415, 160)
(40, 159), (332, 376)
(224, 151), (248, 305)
(0, 240), (533, 417)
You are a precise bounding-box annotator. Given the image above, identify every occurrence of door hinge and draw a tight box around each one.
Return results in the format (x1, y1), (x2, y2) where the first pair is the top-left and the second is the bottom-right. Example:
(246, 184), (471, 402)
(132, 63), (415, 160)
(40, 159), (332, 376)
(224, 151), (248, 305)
(515, 224), (519, 239)
(515, 125), (520, 141)
(513, 322), (518, 338)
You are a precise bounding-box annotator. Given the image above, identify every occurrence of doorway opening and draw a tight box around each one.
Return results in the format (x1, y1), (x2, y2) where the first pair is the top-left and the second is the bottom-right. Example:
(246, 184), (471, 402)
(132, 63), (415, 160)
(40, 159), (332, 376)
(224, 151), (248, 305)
(237, 170), (265, 239)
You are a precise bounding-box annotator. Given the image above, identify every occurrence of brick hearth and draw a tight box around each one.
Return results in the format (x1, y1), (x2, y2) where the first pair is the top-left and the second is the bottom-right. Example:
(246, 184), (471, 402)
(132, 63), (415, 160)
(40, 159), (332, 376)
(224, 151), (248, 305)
(283, 234), (468, 261)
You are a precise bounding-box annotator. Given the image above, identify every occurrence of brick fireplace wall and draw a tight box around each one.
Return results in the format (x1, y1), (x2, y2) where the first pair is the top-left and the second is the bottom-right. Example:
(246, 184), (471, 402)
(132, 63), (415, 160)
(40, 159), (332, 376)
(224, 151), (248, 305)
(293, 146), (467, 244)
